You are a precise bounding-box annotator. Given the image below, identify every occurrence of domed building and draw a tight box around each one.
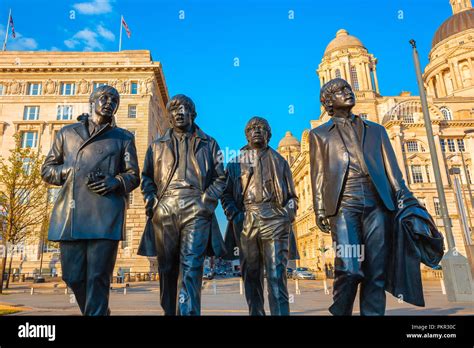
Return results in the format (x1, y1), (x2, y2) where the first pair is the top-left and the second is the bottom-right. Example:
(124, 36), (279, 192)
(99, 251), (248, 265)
(277, 131), (300, 165)
(281, 0), (474, 274)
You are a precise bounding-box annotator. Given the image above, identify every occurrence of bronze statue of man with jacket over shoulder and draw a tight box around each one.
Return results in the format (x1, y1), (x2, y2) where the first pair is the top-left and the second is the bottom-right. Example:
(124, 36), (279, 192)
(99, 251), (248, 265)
(309, 78), (414, 316)
(141, 94), (226, 316)
(222, 117), (298, 316)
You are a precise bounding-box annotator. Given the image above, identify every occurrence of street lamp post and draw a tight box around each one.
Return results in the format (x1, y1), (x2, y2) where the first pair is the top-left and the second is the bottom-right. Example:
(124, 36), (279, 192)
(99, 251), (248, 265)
(410, 39), (473, 302)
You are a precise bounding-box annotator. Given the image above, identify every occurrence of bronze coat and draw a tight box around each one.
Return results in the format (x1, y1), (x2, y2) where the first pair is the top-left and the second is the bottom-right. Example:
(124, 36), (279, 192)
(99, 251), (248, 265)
(140, 125), (227, 257)
(309, 117), (413, 217)
(221, 146), (300, 260)
(41, 115), (140, 241)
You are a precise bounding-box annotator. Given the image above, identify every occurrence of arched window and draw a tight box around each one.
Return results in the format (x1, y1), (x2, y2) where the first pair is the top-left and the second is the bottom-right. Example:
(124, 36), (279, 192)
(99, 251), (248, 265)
(440, 106), (453, 120)
(350, 66), (359, 91)
(335, 69), (341, 78)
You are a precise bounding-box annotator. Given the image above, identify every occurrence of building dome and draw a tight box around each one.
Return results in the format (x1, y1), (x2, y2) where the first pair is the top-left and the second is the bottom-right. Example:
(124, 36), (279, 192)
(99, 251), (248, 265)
(432, 8), (474, 47)
(324, 29), (366, 55)
(278, 131), (300, 148)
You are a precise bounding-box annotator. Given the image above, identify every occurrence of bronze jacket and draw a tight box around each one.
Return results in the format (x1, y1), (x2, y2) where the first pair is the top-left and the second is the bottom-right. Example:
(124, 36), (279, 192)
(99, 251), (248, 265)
(309, 117), (413, 217)
(41, 114), (140, 241)
(140, 125), (227, 257)
(221, 146), (300, 260)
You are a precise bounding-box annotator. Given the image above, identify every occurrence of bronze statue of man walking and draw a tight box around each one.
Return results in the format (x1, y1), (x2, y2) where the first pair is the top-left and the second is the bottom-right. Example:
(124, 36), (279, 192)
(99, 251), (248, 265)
(222, 117), (298, 316)
(141, 94), (226, 316)
(42, 85), (140, 316)
(309, 78), (414, 316)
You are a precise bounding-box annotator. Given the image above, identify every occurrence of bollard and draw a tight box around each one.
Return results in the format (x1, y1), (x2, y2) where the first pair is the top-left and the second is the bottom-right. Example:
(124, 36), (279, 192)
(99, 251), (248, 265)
(239, 278), (243, 295)
(440, 278), (447, 295)
(295, 279), (301, 295)
(65, 288), (68, 295)
(213, 279), (217, 295)
(30, 287), (34, 295)
(323, 279), (330, 295)
(124, 287), (127, 295)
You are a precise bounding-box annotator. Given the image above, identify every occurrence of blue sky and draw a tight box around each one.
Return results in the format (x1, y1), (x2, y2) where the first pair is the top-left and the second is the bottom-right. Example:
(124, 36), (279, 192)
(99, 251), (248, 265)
(0, 0), (455, 229)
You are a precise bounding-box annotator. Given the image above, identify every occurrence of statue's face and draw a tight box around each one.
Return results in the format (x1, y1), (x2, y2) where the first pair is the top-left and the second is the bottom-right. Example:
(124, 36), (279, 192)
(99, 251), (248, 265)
(246, 122), (269, 149)
(93, 92), (119, 119)
(330, 83), (355, 113)
(169, 104), (193, 131)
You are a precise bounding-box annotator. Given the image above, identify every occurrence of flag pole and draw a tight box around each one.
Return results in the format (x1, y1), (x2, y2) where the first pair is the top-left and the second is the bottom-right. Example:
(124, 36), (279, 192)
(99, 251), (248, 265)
(2, 9), (11, 51)
(119, 15), (123, 52)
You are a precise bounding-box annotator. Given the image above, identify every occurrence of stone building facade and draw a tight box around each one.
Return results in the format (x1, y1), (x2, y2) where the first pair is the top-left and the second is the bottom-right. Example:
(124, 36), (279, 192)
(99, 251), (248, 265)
(0, 50), (169, 274)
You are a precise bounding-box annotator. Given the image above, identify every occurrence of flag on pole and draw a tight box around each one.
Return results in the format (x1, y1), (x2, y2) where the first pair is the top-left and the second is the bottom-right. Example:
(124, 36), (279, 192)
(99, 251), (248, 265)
(9, 12), (15, 38)
(121, 16), (131, 38)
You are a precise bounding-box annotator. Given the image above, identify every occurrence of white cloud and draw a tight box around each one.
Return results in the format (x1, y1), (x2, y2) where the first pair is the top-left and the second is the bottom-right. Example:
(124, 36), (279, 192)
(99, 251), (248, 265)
(73, 0), (113, 15)
(63, 24), (114, 51)
(64, 28), (102, 50)
(97, 24), (115, 41)
(0, 25), (38, 50)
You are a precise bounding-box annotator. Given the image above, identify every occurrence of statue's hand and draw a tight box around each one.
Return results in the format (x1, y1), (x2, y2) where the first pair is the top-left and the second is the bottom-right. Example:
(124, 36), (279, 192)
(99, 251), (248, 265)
(316, 210), (331, 233)
(87, 174), (121, 196)
(144, 194), (158, 218)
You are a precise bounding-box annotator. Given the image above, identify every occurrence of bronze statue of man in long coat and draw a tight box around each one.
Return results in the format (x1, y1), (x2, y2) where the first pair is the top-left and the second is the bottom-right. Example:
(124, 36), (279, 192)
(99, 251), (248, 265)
(141, 94), (226, 316)
(41, 85), (140, 316)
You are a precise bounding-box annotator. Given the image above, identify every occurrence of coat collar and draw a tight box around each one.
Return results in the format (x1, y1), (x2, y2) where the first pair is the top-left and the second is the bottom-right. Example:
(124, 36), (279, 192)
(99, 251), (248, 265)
(159, 124), (208, 142)
(327, 114), (369, 132)
(74, 113), (113, 148)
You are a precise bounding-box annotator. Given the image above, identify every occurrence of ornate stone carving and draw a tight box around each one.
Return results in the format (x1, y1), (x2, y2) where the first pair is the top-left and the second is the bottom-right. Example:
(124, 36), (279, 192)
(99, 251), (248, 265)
(44, 79), (57, 95)
(77, 79), (90, 95)
(110, 79), (126, 94)
(143, 77), (155, 96)
(9, 80), (23, 95)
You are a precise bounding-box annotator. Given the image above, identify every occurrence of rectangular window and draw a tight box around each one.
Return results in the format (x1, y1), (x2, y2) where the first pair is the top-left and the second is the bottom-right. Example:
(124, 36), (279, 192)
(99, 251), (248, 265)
(403, 114), (414, 123)
(128, 105), (137, 118)
(22, 158), (31, 175)
(21, 131), (38, 148)
(425, 165), (431, 183)
(93, 82), (107, 90)
(406, 141), (418, 152)
(15, 188), (30, 205)
(128, 191), (134, 206)
(23, 106), (40, 120)
(447, 139), (456, 152)
(122, 228), (133, 249)
(440, 139), (446, 152)
(57, 105), (73, 120)
(27, 83), (42, 96)
(411, 165), (423, 183)
(130, 82), (138, 95)
(61, 82), (75, 96)
(0, 84), (4, 95)
(457, 139), (465, 152)
(433, 198), (441, 216)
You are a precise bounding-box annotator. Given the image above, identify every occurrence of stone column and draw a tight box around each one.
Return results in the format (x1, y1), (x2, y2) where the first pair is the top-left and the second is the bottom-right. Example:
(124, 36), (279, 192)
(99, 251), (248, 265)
(356, 63), (366, 90)
(433, 124), (450, 186)
(427, 78), (436, 98)
(449, 60), (460, 90)
(365, 63), (373, 91)
(372, 64), (380, 94)
(437, 73), (447, 97)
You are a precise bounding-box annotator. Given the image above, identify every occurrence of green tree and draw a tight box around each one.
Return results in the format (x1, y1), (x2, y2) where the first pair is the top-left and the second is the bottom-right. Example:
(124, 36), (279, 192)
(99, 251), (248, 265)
(0, 134), (47, 293)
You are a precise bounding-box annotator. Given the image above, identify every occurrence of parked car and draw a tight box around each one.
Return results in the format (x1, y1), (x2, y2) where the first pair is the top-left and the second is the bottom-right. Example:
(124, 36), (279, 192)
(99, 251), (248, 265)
(203, 268), (215, 280)
(286, 268), (294, 278)
(293, 267), (316, 280)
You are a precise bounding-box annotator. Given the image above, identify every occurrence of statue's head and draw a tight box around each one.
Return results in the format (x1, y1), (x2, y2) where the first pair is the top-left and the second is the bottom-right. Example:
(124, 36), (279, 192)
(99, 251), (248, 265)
(320, 78), (355, 117)
(89, 85), (120, 120)
(245, 116), (271, 150)
(166, 94), (196, 132)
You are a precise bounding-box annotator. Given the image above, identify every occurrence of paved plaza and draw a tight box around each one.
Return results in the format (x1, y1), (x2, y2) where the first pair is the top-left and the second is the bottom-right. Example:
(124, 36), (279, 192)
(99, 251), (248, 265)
(0, 277), (472, 316)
